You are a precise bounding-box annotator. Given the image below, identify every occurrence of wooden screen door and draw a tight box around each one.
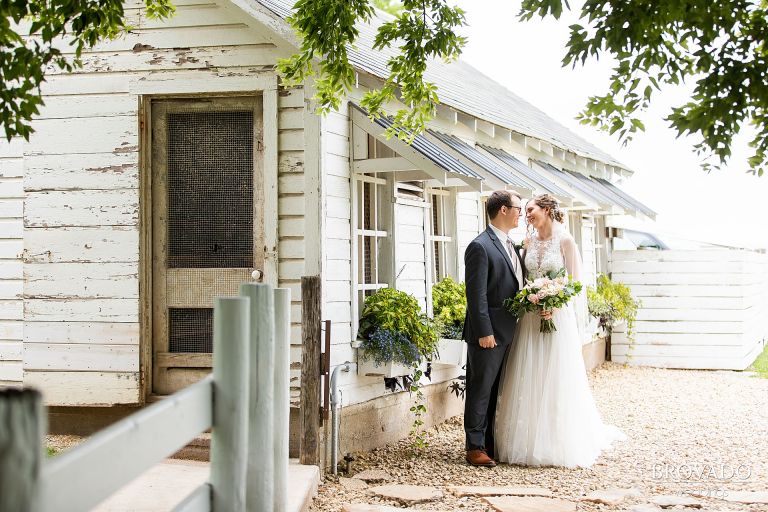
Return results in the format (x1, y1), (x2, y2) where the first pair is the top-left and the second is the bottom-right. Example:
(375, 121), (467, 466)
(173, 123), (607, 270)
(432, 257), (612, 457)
(151, 96), (264, 395)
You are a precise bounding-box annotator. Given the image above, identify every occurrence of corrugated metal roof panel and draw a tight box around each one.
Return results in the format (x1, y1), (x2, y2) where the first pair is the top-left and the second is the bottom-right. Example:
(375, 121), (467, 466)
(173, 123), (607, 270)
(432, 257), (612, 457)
(480, 146), (573, 199)
(428, 131), (533, 190)
(534, 161), (617, 208)
(352, 104), (483, 181)
(563, 169), (622, 206)
(592, 177), (656, 217)
(256, 0), (628, 170)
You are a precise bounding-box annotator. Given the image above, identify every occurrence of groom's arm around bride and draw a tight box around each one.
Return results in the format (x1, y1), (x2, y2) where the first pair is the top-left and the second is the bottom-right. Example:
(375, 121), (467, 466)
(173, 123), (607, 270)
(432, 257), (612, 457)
(462, 190), (523, 467)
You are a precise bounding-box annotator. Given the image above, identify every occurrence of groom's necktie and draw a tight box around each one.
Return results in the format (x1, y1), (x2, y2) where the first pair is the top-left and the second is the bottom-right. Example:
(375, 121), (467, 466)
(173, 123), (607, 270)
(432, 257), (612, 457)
(506, 238), (523, 284)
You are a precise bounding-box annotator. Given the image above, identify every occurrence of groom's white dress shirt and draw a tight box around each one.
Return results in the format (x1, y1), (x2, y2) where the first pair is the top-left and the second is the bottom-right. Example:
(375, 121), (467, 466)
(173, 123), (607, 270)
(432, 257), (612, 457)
(489, 224), (523, 284)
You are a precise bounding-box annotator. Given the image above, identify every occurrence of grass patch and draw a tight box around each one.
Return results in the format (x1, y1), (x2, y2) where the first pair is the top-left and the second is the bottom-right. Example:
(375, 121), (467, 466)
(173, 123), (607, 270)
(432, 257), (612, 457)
(748, 343), (768, 378)
(46, 446), (58, 458)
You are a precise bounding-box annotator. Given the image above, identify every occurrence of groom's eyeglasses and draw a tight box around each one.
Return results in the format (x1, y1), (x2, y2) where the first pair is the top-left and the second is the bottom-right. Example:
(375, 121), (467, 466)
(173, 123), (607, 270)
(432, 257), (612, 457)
(506, 205), (522, 215)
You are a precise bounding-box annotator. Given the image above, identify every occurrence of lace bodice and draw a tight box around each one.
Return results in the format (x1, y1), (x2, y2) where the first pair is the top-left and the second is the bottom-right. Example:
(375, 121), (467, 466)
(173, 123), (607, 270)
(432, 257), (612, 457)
(524, 230), (565, 280)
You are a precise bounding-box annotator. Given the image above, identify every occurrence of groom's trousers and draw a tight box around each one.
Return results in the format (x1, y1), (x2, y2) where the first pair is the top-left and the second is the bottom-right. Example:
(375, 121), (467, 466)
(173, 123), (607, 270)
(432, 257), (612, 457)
(464, 341), (511, 454)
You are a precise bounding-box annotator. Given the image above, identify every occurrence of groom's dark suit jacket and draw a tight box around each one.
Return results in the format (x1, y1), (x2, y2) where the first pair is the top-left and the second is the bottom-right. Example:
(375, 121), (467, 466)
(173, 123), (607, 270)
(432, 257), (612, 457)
(463, 226), (522, 346)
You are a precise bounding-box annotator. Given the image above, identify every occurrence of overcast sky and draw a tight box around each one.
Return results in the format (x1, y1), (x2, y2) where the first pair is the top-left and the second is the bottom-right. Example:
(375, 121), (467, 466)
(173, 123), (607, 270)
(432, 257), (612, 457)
(454, 1), (768, 249)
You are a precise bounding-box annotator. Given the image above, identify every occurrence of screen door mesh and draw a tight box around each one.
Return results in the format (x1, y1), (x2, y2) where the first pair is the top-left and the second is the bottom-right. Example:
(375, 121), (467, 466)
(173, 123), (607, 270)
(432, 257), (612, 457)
(169, 308), (213, 353)
(167, 110), (254, 269)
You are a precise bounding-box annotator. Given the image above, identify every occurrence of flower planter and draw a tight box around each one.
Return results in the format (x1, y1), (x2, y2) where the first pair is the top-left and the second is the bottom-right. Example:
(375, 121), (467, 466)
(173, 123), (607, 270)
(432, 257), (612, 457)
(356, 349), (413, 378)
(435, 338), (466, 367)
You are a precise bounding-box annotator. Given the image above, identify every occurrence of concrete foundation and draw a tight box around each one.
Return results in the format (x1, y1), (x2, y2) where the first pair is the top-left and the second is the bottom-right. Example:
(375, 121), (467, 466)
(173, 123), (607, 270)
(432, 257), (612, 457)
(582, 336), (607, 371)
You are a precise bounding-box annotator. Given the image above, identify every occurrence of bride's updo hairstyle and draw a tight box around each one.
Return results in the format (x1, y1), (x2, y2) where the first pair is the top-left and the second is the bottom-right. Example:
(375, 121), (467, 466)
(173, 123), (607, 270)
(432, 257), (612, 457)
(533, 194), (565, 223)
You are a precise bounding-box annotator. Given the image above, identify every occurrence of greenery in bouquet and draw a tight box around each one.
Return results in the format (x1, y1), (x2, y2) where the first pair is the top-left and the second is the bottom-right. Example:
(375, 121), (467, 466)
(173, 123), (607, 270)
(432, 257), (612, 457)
(587, 274), (641, 338)
(503, 268), (582, 333)
(431, 277), (466, 340)
(359, 287), (439, 365)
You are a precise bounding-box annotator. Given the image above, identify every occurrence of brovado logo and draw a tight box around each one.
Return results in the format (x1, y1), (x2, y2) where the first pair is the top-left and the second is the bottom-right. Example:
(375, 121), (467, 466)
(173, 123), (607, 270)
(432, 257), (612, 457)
(652, 462), (752, 482)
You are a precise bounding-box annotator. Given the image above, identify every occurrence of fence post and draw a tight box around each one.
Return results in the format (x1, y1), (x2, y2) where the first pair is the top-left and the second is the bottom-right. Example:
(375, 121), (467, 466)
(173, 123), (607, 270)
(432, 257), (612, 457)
(240, 283), (275, 510)
(210, 296), (250, 512)
(0, 389), (43, 512)
(300, 275), (321, 465)
(273, 288), (291, 512)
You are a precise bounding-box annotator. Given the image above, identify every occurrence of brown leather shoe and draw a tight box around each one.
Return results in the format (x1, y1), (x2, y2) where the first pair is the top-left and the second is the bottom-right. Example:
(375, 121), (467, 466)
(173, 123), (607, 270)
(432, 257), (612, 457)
(466, 449), (496, 467)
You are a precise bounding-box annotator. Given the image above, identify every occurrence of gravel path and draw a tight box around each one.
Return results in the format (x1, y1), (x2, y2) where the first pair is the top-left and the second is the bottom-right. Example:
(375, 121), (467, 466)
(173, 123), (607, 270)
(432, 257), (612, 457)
(311, 363), (768, 511)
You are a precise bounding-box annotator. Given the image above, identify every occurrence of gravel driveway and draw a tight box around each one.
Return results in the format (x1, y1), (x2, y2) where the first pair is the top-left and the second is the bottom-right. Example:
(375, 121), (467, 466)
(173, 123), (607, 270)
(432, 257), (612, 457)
(311, 362), (768, 511)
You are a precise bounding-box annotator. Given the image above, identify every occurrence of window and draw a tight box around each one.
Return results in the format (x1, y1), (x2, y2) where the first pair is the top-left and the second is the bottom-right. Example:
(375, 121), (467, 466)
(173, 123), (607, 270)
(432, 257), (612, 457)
(355, 175), (389, 310)
(429, 189), (455, 282)
(396, 181), (425, 201)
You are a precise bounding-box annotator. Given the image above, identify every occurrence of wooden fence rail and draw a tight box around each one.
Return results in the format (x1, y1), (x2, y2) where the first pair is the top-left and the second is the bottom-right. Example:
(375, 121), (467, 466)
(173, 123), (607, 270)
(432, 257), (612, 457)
(0, 283), (291, 512)
(611, 250), (768, 369)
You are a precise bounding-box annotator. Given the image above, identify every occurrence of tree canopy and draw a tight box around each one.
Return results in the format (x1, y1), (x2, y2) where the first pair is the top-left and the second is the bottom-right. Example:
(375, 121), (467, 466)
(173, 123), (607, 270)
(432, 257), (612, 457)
(0, 0), (174, 141)
(279, 0), (768, 175)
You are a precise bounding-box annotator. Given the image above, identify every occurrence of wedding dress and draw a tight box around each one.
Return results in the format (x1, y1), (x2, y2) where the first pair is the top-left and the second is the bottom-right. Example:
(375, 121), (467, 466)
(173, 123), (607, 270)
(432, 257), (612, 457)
(494, 226), (625, 467)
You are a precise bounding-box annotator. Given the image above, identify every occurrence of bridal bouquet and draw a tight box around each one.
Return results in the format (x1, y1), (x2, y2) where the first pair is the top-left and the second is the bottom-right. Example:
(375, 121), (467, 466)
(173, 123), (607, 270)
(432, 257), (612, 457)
(503, 268), (583, 333)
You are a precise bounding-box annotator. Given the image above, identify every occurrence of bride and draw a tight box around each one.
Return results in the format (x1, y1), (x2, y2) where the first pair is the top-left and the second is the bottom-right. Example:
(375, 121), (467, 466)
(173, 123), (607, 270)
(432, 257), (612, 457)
(494, 193), (625, 468)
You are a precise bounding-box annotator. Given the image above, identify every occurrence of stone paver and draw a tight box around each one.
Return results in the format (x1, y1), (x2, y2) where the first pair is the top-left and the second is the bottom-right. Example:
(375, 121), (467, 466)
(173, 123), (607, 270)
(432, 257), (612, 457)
(650, 494), (703, 508)
(629, 505), (662, 512)
(339, 477), (368, 491)
(368, 484), (443, 505)
(482, 496), (576, 512)
(581, 487), (642, 505)
(719, 490), (768, 504)
(342, 506), (403, 512)
(447, 485), (552, 497)
(342, 505), (451, 512)
(351, 469), (391, 483)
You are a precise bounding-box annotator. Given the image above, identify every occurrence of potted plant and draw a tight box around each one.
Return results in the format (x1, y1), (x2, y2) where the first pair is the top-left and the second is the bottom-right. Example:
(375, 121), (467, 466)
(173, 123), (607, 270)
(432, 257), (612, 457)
(357, 288), (439, 377)
(432, 277), (467, 366)
(587, 274), (641, 361)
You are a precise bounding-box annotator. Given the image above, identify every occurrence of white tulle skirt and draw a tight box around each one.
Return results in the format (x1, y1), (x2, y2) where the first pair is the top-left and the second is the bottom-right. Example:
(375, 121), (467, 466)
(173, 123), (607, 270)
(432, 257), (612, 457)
(494, 304), (626, 468)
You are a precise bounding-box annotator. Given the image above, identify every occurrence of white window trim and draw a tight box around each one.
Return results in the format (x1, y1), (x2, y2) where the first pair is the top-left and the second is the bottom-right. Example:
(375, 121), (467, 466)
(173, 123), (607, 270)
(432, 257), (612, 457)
(428, 188), (457, 285)
(351, 173), (393, 340)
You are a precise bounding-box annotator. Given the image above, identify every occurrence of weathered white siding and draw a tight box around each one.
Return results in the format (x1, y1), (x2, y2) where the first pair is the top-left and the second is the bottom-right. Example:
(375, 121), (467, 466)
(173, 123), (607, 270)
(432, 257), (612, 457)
(19, 0), (304, 404)
(0, 137), (24, 387)
(394, 201), (429, 310)
(277, 86), (309, 408)
(611, 250), (768, 369)
(456, 192), (482, 280)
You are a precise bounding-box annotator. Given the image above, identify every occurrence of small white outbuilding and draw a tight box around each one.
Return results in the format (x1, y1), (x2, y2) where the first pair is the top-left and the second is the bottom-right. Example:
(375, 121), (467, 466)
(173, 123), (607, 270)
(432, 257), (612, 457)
(0, 0), (654, 453)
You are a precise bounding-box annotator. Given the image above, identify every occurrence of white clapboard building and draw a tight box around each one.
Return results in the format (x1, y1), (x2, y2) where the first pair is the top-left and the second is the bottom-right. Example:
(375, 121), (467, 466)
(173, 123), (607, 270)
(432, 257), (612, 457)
(0, 0), (655, 453)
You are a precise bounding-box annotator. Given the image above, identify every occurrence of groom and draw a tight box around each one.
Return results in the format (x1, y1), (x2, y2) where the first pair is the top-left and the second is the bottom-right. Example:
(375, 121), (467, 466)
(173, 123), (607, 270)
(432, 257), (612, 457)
(463, 190), (524, 467)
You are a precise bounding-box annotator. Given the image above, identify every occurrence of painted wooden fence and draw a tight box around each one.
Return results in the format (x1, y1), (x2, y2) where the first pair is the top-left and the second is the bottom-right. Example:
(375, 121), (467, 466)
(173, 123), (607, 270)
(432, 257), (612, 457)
(0, 284), (291, 512)
(610, 250), (768, 369)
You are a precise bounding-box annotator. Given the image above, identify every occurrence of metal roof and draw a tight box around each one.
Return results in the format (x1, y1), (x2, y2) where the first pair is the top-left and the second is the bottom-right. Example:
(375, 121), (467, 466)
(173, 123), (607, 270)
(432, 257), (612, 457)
(534, 161), (618, 209)
(351, 104), (483, 182)
(592, 177), (657, 218)
(563, 169), (622, 206)
(254, 0), (628, 170)
(428, 131), (534, 191)
(479, 145), (573, 199)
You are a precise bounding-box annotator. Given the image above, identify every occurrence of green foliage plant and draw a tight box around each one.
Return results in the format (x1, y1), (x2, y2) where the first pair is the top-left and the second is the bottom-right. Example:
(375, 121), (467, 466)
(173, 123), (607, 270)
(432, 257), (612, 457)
(521, 0), (768, 175)
(408, 365), (429, 450)
(587, 274), (641, 359)
(277, 0), (768, 175)
(372, 0), (404, 16)
(358, 287), (439, 451)
(431, 277), (466, 339)
(359, 287), (439, 360)
(747, 343), (768, 379)
(277, 0), (466, 142)
(0, 0), (175, 141)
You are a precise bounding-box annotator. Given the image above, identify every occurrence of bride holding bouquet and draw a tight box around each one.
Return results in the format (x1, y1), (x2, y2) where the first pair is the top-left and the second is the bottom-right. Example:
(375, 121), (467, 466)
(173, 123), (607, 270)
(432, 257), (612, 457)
(494, 194), (625, 468)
